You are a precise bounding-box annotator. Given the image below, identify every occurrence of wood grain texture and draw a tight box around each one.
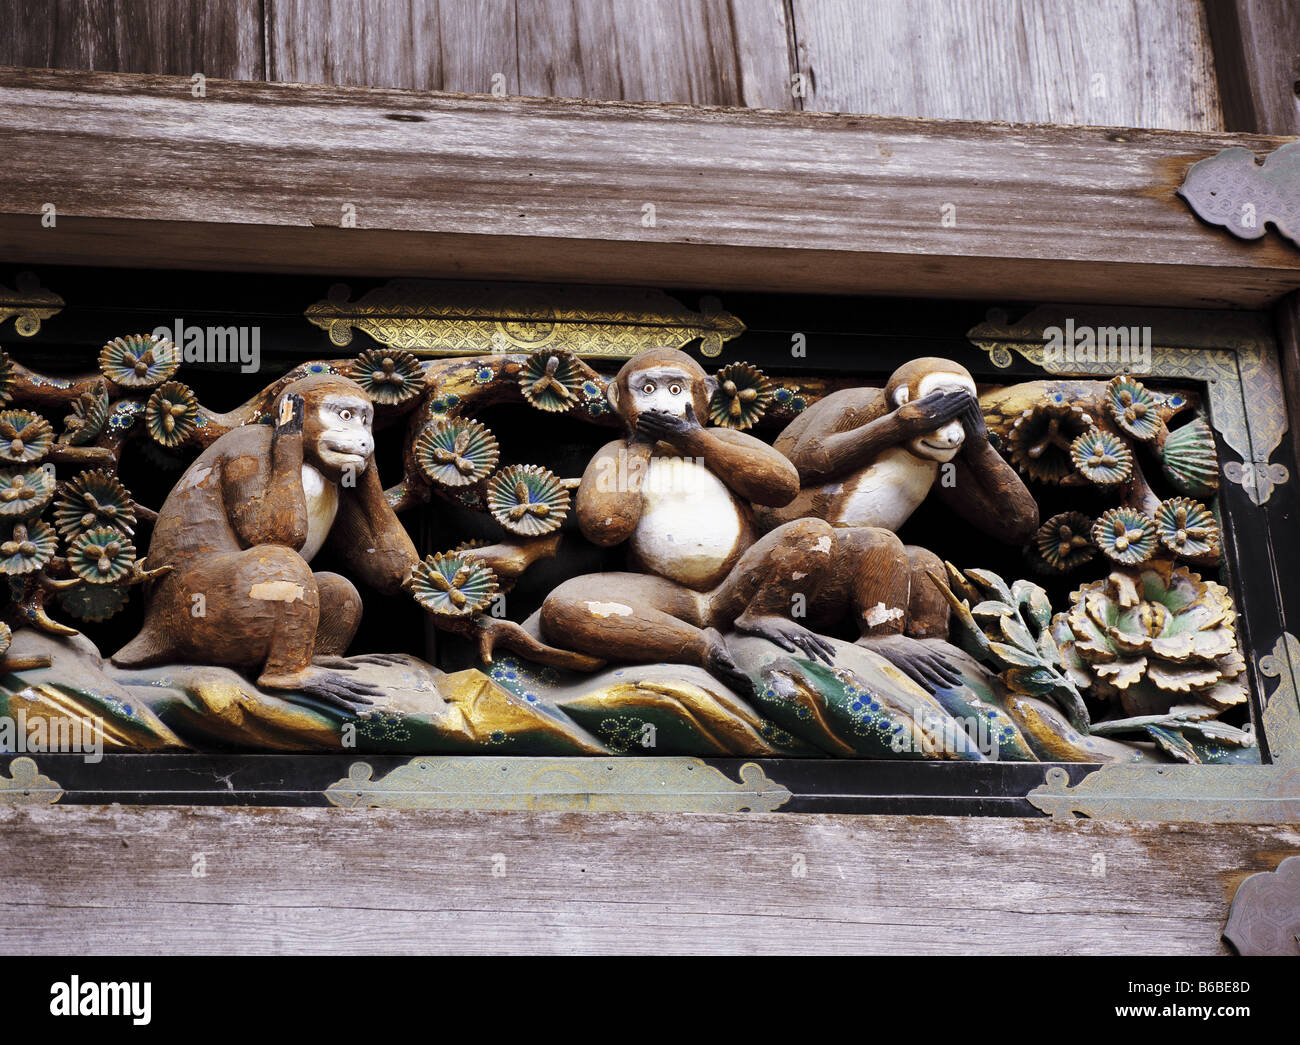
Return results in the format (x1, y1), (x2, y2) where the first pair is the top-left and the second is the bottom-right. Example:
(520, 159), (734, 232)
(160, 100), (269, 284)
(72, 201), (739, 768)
(2, 69), (1296, 308)
(265, 0), (518, 94)
(2, 804), (1297, 954)
(0, 0), (265, 79)
(1205, 0), (1300, 135)
(790, 0), (1225, 130)
(514, 0), (795, 108)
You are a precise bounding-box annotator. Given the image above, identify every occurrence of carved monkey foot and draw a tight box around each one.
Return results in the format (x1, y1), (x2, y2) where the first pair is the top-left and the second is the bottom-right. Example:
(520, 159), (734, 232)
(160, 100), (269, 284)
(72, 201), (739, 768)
(732, 612), (836, 666)
(854, 633), (963, 694)
(258, 665), (381, 712)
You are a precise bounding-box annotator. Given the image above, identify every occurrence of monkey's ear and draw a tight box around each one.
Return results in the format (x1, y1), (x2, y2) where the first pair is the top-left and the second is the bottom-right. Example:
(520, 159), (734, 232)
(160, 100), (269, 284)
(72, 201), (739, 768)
(606, 380), (620, 414)
(893, 385), (911, 407)
(703, 373), (719, 398)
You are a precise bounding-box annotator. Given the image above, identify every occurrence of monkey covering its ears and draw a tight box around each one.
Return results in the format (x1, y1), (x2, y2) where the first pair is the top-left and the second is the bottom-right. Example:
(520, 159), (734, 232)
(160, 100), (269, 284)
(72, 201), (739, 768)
(112, 373), (580, 709)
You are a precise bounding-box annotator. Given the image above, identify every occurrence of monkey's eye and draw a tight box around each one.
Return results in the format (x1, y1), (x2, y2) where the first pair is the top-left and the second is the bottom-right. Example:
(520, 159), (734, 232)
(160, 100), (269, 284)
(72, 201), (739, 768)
(642, 382), (655, 394)
(668, 383), (683, 395)
(339, 409), (353, 421)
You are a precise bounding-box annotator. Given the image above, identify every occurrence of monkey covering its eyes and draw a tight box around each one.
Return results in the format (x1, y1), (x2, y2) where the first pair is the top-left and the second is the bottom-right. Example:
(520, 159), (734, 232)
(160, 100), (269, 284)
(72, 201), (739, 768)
(755, 357), (1040, 692)
(538, 348), (839, 695)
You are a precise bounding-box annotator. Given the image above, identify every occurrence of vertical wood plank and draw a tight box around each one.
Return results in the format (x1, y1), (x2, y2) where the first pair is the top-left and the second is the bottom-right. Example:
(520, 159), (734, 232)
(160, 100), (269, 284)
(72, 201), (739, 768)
(790, 0), (1224, 129)
(1204, 0), (1300, 135)
(0, 0), (265, 79)
(265, 0), (516, 94)
(515, 0), (796, 108)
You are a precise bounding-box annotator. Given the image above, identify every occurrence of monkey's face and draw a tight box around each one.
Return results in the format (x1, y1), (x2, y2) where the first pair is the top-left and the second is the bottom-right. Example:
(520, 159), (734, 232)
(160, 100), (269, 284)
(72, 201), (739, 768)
(895, 370), (977, 463)
(609, 358), (714, 434)
(304, 393), (374, 481)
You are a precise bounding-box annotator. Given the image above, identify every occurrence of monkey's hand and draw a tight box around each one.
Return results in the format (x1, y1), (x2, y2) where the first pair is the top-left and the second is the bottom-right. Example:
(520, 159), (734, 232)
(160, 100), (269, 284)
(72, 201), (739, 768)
(635, 403), (704, 450)
(958, 394), (990, 444)
(733, 613), (836, 666)
(259, 665), (379, 711)
(855, 633), (964, 694)
(276, 391), (305, 435)
(895, 389), (970, 437)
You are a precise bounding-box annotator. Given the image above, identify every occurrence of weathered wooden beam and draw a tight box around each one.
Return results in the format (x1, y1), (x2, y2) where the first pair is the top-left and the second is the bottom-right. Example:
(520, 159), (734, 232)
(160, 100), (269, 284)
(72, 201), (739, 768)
(2, 804), (1296, 954)
(0, 68), (1296, 308)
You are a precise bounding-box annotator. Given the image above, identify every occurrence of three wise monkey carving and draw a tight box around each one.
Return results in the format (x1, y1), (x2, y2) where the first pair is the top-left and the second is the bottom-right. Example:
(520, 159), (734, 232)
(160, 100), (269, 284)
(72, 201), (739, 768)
(111, 354), (1038, 709)
(538, 350), (1038, 694)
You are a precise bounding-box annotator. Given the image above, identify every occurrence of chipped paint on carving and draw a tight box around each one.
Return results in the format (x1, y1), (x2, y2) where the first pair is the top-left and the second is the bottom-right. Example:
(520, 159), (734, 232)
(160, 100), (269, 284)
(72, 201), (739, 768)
(249, 580), (305, 602)
(585, 600), (633, 618)
(865, 603), (905, 627)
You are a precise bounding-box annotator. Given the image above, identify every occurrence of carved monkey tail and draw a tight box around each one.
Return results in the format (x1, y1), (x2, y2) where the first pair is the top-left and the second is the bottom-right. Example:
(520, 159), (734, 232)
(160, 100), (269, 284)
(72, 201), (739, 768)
(110, 625), (175, 669)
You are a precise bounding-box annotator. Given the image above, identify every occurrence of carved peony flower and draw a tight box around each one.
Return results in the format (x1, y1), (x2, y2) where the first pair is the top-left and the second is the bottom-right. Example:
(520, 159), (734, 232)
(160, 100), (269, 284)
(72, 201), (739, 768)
(1053, 560), (1247, 716)
(0, 409), (54, 464)
(1092, 507), (1156, 566)
(99, 334), (179, 389)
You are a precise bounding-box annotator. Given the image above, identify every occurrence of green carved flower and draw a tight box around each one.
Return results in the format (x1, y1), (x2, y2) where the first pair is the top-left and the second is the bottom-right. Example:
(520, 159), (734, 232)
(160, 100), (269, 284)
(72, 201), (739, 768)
(1053, 560), (1246, 716)
(486, 464), (570, 537)
(58, 582), (131, 623)
(0, 409), (54, 464)
(1070, 427), (1133, 485)
(99, 334), (180, 390)
(0, 519), (57, 575)
(54, 469), (137, 539)
(1153, 497), (1219, 560)
(0, 466), (55, 520)
(406, 552), (499, 618)
(1030, 511), (1095, 573)
(0, 348), (14, 407)
(413, 417), (499, 487)
(350, 348), (425, 406)
(519, 349), (583, 413)
(1006, 397), (1094, 484)
(58, 380), (110, 446)
(67, 527), (136, 584)
(1104, 375), (1161, 443)
(709, 362), (772, 430)
(1092, 507), (1155, 566)
(145, 381), (199, 447)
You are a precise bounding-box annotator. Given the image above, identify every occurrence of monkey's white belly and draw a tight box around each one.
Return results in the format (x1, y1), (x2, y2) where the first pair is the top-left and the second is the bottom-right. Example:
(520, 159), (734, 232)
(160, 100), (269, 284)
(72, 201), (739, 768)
(630, 457), (743, 589)
(300, 464), (339, 562)
(830, 447), (938, 531)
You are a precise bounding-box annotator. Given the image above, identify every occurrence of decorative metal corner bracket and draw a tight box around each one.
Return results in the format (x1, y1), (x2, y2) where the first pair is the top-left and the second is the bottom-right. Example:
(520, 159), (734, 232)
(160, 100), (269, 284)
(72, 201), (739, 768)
(1028, 633), (1300, 823)
(305, 281), (745, 360)
(0, 272), (64, 337)
(1223, 855), (1300, 955)
(967, 304), (1288, 504)
(324, 756), (791, 813)
(0, 757), (64, 805)
(1177, 141), (1299, 249)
